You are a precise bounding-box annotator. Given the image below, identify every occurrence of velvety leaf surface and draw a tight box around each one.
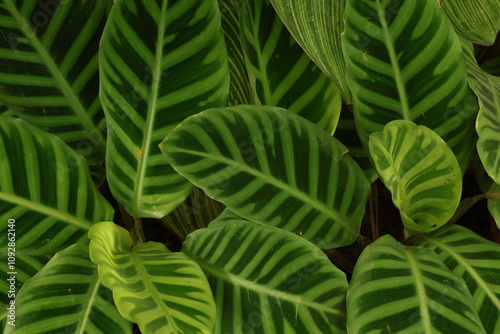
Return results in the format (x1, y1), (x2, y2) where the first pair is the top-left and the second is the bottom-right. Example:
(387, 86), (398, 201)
(161, 105), (371, 248)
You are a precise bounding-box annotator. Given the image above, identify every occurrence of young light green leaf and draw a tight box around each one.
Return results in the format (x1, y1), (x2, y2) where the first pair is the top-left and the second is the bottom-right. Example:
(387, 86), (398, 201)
(183, 219), (348, 333)
(0, 0), (111, 164)
(240, 0), (342, 134)
(100, 0), (230, 218)
(460, 39), (500, 184)
(369, 120), (462, 236)
(347, 235), (486, 334)
(270, 0), (351, 103)
(161, 105), (371, 249)
(440, 0), (500, 45)
(4, 244), (131, 334)
(342, 0), (479, 172)
(412, 225), (500, 333)
(0, 117), (113, 255)
(89, 222), (216, 334)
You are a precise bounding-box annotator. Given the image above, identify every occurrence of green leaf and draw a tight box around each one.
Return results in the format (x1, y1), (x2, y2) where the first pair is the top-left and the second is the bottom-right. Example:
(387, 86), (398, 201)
(440, 0), (500, 45)
(0, 0), (110, 164)
(347, 234), (486, 334)
(481, 57), (500, 76)
(487, 182), (500, 229)
(342, 0), (479, 172)
(460, 39), (500, 183)
(240, 0), (342, 134)
(100, 0), (230, 218)
(270, 0), (350, 103)
(89, 222), (216, 334)
(369, 120), (462, 236)
(183, 219), (348, 333)
(218, 0), (256, 106)
(161, 105), (371, 249)
(4, 244), (131, 334)
(0, 102), (14, 117)
(412, 225), (500, 333)
(0, 117), (113, 255)
(0, 254), (50, 320)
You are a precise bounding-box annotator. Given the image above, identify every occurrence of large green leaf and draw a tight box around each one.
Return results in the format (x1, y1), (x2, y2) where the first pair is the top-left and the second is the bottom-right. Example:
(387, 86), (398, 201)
(347, 234), (485, 334)
(183, 219), (348, 333)
(0, 102), (13, 117)
(270, 0), (350, 103)
(100, 0), (230, 218)
(440, 0), (500, 45)
(240, 0), (341, 134)
(487, 182), (500, 230)
(460, 39), (500, 183)
(218, 0), (255, 106)
(342, 0), (479, 172)
(0, 0), (110, 164)
(369, 120), (462, 236)
(161, 105), (371, 249)
(89, 222), (216, 334)
(412, 225), (500, 333)
(0, 117), (113, 255)
(4, 244), (131, 334)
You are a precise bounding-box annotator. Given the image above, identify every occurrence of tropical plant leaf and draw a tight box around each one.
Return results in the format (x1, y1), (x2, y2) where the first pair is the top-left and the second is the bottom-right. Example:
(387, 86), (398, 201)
(412, 225), (500, 333)
(89, 222), (216, 334)
(218, 0), (255, 105)
(440, 0), (500, 45)
(0, 102), (13, 117)
(0, 0), (111, 164)
(161, 105), (371, 249)
(208, 208), (246, 227)
(460, 39), (500, 183)
(270, 0), (351, 103)
(369, 120), (462, 236)
(0, 117), (113, 255)
(487, 182), (500, 229)
(4, 244), (131, 334)
(342, 0), (479, 172)
(347, 234), (486, 334)
(240, 0), (342, 134)
(160, 187), (226, 240)
(0, 254), (50, 322)
(183, 219), (348, 333)
(481, 57), (500, 76)
(100, 0), (230, 218)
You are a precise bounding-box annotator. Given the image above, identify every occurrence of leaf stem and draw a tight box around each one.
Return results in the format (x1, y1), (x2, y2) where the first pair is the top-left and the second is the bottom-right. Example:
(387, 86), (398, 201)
(132, 218), (146, 245)
(369, 182), (380, 240)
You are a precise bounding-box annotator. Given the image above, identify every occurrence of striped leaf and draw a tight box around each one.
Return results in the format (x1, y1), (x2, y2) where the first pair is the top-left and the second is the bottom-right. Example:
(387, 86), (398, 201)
(0, 0), (110, 164)
(0, 102), (13, 117)
(0, 117), (113, 255)
(100, 0), (230, 218)
(240, 0), (342, 134)
(342, 0), (479, 172)
(412, 225), (500, 333)
(183, 219), (348, 333)
(347, 234), (485, 334)
(481, 57), (500, 76)
(89, 222), (216, 334)
(160, 105), (371, 249)
(440, 0), (500, 45)
(0, 254), (50, 322)
(4, 244), (131, 334)
(270, 0), (351, 103)
(460, 39), (500, 183)
(487, 182), (500, 229)
(369, 120), (462, 236)
(219, 0), (255, 105)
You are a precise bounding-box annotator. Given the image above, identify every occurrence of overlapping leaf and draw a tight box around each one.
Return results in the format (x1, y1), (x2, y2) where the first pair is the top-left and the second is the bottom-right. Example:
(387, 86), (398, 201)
(347, 235), (485, 334)
(161, 105), (371, 248)
(0, 117), (113, 255)
(412, 225), (500, 333)
(369, 120), (462, 236)
(0, 102), (13, 117)
(183, 219), (348, 333)
(487, 182), (500, 229)
(0, 0), (111, 164)
(460, 39), (500, 183)
(342, 0), (479, 172)
(440, 0), (500, 45)
(4, 244), (131, 334)
(89, 222), (216, 334)
(100, 0), (230, 218)
(240, 0), (342, 134)
(270, 0), (351, 103)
